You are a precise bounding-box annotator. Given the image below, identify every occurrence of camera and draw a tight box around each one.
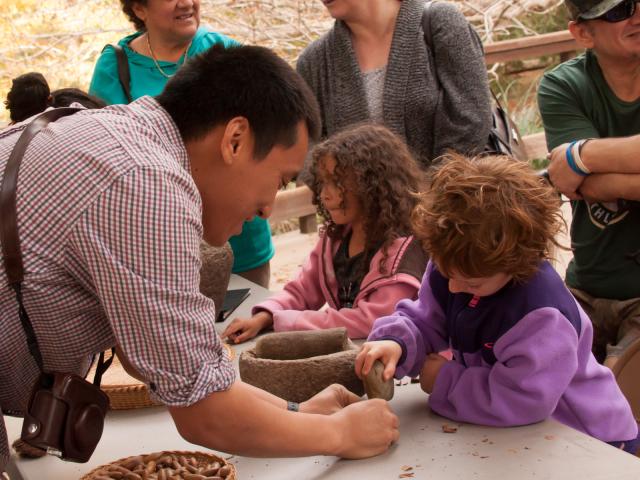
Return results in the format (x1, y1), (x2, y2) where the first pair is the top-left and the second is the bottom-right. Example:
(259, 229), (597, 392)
(20, 372), (110, 463)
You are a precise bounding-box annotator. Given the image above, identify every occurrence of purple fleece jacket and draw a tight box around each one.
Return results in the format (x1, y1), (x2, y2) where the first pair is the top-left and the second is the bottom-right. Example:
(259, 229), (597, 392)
(369, 261), (638, 443)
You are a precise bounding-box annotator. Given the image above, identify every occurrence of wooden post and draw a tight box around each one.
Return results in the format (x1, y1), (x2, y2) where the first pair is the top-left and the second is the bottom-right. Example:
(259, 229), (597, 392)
(299, 214), (318, 234)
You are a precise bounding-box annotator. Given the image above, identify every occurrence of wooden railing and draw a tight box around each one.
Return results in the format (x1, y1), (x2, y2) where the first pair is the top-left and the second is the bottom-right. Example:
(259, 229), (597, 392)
(484, 30), (578, 65)
(272, 30), (579, 232)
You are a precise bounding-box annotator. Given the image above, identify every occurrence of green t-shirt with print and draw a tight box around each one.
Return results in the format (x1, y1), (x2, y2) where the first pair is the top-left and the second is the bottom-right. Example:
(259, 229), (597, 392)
(538, 50), (640, 300)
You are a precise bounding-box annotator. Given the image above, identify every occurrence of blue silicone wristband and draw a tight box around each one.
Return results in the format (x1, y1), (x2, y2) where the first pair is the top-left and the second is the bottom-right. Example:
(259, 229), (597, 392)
(566, 141), (589, 176)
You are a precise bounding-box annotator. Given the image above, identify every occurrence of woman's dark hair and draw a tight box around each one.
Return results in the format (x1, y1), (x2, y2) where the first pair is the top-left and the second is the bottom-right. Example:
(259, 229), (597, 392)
(308, 123), (426, 274)
(4, 72), (50, 123)
(121, 0), (147, 31)
(157, 44), (321, 159)
(50, 88), (106, 109)
(5, 73), (106, 124)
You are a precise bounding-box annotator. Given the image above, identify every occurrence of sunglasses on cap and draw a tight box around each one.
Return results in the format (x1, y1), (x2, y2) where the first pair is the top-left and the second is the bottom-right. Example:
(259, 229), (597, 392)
(581, 0), (638, 22)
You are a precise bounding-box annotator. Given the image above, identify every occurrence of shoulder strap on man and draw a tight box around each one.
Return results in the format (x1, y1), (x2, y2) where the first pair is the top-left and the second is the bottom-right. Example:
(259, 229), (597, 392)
(0, 107), (80, 371)
(112, 44), (133, 104)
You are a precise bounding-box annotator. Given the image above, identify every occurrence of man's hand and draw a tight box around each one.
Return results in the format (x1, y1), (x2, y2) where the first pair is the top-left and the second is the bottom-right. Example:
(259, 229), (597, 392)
(355, 340), (403, 382)
(330, 399), (399, 459)
(300, 384), (361, 415)
(548, 142), (587, 199)
(221, 311), (273, 344)
(419, 353), (449, 394)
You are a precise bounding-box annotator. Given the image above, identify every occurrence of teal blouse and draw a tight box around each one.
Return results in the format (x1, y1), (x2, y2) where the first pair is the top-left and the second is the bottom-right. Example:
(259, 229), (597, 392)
(89, 28), (274, 273)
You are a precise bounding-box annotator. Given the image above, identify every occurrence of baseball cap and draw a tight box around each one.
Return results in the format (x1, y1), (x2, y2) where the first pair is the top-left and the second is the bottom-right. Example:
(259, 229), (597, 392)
(565, 0), (627, 19)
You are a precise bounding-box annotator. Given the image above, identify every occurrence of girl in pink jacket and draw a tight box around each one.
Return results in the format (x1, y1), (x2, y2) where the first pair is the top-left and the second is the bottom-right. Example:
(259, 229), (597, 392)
(222, 124), (428, 343)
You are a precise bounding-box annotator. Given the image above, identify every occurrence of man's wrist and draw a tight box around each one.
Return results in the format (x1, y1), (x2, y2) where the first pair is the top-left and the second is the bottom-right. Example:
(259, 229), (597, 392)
(566, 141), (590, 176)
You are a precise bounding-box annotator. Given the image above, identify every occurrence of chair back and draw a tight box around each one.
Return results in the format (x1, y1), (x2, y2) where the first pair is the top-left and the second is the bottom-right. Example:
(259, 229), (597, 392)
(612, 337), (640, 422)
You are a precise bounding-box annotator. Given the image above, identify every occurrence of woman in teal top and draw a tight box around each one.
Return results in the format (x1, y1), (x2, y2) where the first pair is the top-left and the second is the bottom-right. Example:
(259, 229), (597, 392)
(90, 0), (274, 287)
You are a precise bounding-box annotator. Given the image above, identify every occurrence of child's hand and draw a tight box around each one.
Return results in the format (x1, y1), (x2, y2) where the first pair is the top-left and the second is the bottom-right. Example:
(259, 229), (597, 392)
(221, 311), (273, 344)
(355, 341), (402, 382)
(419, 353), (449, 394)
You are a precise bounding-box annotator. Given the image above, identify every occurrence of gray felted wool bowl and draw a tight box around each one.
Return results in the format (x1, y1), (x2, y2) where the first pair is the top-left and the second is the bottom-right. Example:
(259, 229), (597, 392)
(199, 241), (233, 315)
(239, 327), (365, 402)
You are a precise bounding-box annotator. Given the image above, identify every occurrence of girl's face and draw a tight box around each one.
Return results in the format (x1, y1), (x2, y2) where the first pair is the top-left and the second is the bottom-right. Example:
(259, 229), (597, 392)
(133, 0), (200, 43)
(446, 270), (513, 297)
(318, 156), (363, 227)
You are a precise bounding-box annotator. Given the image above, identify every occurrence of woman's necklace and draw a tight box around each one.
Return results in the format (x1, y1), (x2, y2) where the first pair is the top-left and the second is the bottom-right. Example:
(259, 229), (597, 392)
(146, 33), (192, 79)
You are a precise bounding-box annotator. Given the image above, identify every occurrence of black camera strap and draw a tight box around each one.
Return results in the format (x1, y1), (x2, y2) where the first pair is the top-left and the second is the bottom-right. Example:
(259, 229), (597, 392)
(0, 108), (113, 386)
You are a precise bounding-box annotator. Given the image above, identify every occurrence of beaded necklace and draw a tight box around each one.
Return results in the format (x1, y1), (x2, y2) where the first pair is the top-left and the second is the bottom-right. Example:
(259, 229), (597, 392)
(146, 33), (192, 79)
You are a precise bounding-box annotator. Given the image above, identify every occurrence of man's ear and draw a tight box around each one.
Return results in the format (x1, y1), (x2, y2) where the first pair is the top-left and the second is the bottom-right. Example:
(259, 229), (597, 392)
(220, 116), (250, 166)
(569, 20), (595, 49)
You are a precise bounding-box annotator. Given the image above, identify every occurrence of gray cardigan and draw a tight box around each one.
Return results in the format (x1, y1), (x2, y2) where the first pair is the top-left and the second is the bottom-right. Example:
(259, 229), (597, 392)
(296, 0), (492, 169)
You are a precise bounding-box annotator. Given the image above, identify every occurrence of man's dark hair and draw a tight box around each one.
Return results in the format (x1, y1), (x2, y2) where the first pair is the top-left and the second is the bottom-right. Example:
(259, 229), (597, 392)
(120, 0), (146, 31)
(4, 72), (50, 123)
(51, 88), (106, 109)
(157, 45), (321, 159)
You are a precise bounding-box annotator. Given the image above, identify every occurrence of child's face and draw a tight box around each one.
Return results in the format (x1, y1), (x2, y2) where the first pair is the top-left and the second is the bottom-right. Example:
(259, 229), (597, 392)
(318, 156), (363, 227)
(446, 271), (513, 297)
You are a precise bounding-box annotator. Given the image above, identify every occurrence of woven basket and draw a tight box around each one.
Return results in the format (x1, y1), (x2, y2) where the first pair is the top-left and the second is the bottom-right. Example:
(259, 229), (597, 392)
(89, 344), (234, 410)
(81, 450), (236, 480)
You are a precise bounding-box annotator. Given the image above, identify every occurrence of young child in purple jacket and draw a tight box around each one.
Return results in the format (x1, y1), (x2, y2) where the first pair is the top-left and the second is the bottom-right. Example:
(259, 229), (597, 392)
(356, 153), (639, 453)
(222, 124), (428, 343)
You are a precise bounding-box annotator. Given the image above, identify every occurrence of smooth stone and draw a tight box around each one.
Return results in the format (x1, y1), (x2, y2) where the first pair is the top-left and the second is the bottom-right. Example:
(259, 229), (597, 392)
(363, 360), (394, 400)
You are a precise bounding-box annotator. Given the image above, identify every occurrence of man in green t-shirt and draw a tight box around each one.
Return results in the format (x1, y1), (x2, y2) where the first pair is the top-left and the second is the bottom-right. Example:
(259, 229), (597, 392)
(537, 0), (640, 368)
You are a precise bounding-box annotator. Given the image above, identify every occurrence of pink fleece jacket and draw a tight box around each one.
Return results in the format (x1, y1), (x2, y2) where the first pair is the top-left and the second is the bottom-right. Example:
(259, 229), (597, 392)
(253, 231), (427, 338)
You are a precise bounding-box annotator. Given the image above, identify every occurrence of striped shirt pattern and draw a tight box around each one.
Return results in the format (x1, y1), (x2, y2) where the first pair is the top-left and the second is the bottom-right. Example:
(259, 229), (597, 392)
(0, 97), (235, 470)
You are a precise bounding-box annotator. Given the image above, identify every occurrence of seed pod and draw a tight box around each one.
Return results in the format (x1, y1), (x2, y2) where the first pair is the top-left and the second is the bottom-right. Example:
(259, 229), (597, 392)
(109, 465), (131, 474)
(183, 474), (206, 480)
(200, 467), (220, 477)
(146, 452), (164, 461)
(123, 472), (142, 480)
(122, 456), (145, 470)
(145, 460), (157, 474)
(217, 465), (232, 478)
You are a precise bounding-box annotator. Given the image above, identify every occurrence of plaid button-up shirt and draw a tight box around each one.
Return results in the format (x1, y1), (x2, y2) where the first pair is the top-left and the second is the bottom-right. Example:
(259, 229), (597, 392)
(0, 97), (235, 470)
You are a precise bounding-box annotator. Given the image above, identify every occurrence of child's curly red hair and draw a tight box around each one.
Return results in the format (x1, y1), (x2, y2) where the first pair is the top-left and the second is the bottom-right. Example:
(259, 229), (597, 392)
(412, 153), (565, 282)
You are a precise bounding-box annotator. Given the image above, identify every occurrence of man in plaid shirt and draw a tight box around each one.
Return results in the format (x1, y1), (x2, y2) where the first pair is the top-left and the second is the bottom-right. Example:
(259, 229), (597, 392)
(0, 45), (399, 471)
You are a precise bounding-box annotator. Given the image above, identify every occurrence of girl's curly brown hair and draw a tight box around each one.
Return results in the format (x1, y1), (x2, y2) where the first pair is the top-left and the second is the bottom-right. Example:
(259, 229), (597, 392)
(412, 152), (566, 282)
(308, 123), (426, 274)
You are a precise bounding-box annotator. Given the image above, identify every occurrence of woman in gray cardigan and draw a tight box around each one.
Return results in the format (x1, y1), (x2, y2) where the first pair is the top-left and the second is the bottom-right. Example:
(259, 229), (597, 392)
(297, 0), (492, 169)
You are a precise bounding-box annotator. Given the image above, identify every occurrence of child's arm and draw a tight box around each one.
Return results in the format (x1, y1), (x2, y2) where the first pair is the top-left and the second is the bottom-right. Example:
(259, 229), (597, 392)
(368, 262), (450, 378)
(428, 308), (579, 427)
(222, 239), (326, 343)
(270, 281), (419, 339)
(253, 237), (328, 314)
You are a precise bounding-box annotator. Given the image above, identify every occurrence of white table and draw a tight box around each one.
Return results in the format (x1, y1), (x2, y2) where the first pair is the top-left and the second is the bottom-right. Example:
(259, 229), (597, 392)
(6, 275), (640, 479)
